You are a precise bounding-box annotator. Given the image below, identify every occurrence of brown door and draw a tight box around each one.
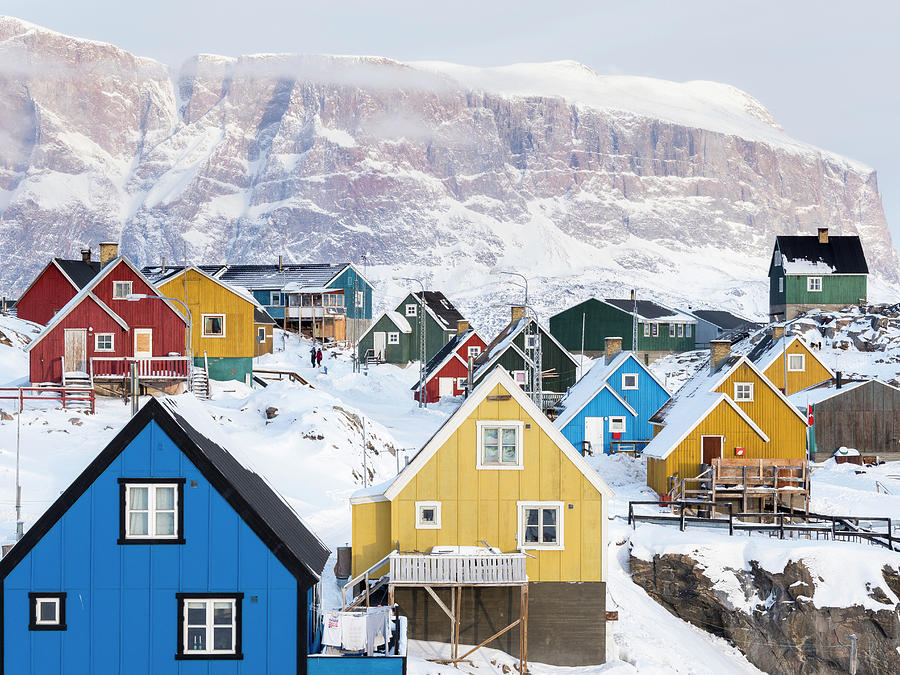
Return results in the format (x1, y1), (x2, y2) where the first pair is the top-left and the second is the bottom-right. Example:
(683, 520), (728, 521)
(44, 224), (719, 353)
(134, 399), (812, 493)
(63, 329), (87, 374)
(701, 436), (723, 464)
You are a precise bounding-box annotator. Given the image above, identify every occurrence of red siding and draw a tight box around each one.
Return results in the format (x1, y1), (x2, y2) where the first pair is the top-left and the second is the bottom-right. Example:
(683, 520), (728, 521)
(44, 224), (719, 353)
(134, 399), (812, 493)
(16, 262), (78, 325)
(423, 333), (488, 403)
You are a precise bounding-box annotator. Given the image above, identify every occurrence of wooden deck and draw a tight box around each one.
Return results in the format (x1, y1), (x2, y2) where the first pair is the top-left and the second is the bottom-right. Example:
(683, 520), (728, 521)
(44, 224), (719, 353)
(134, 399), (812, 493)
(388, 551), (527, 587)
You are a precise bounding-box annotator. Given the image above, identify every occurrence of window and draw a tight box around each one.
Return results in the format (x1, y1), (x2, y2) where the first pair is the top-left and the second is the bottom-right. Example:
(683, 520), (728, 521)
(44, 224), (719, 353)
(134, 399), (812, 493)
(686, 324), (692, 337)
(512, 370), (527, 387)
(677, 324), (684, 338)
(517, 502), (563, 550)
(608, 417), (626, 433)
(643, 323), (650, 337)
(29, 593), (66, 631)
(415, 501), (441, 529)
(387, 332), (400, 345)
(778, 277), (784, 293)
(468, 346), (482, 359)
(787, 354), (805, 372)
(622, 373), (638, 389)
(669, 324), (675, 338)
(112, 281), (132, 299)
(95, 333), (114, 351)
(774, 251), (782, 267)
(477, 421), (523, 469)
(734, 382), (754, 402)
(270, 291), (282, 306)
(651, 324), (659, 337)
(176, 594), (242, 659)
(257, 327), (266, 343)
(457, 377), (468, 390)
(405, 303), (417, 317)
(355, 291), (364, 308)
(118, 479), (185, 544)
(807, 277), (822, 292)
(202, 314), (225, 337)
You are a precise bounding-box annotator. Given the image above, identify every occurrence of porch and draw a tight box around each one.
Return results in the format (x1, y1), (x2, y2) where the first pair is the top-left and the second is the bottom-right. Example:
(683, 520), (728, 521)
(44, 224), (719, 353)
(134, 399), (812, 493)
(90, 356), (191, 381)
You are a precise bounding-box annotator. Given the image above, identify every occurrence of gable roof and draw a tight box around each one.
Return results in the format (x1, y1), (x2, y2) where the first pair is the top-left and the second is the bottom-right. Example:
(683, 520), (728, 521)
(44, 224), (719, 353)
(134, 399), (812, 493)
(141, 264), (228, 285)
(775, 235), (869, 275)
(142, 262), (373, 292)
(412, 328), (486, 392)
(55, 258), (102, 289)
(747, 333), (834, 378)
(0, 397), (329, 584)
(356, 367), (614, 503)
(254, 307), (276, 325)
(604, 298), (695, 323)
(157, 265), (262, 313)
(472, 316), (578, 382)
(407, 291), (465, 331)
(553, 351), (666, 428)
(691, 309), (761, 331)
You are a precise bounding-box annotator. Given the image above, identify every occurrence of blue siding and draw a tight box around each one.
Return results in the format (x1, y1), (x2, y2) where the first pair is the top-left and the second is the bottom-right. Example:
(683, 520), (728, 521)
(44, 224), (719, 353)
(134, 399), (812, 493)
(327, 266), (373, 321)
(559, 387), (633, 454)
(3, 420), (300, 674)
(308, 656), (406, 674)
(252, 289), (285, 320)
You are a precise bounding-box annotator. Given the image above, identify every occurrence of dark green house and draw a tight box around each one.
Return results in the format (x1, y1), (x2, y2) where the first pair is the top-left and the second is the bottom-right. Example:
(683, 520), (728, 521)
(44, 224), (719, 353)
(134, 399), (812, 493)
(549, 297), (696, 364)
(472, 306), (580, 404)
(769, 228), (869, 321)
(357, 291), (466, 364)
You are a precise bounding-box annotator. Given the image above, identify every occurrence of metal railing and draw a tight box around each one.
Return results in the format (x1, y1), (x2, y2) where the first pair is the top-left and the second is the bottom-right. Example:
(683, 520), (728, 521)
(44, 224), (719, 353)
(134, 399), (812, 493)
(90, 356), (190, 380)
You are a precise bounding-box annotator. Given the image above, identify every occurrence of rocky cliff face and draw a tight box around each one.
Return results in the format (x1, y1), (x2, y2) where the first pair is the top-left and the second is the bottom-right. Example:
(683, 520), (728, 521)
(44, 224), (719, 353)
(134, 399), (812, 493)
(0, 16), (896, 323)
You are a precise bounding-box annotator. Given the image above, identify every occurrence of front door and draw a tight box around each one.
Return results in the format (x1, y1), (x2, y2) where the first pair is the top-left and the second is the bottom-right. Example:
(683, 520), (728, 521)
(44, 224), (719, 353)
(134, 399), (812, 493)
(134, 329), (153, 358)
(584, 417), (604, 455)
(373, 332), (386, 360)
(701, 436), (723, 465)
(438, 377), (455, 398)
(63, 329), (87, 374)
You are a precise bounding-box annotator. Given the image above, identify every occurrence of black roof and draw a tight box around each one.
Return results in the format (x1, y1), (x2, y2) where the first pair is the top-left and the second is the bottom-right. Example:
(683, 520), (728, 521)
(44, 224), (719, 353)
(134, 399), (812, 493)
(140, 265), (227, 284)
(746, 332), (777, 364)
(692, 310), (760, 331)
(56, 258), (101, 289)
(254, 307), (276, 324)
(0, 398), (329, 584)
(776, 235), (869, 274)
(605, 298), (686, 321)
(413, 291), (465, 330)
(412, 329), (472, 390)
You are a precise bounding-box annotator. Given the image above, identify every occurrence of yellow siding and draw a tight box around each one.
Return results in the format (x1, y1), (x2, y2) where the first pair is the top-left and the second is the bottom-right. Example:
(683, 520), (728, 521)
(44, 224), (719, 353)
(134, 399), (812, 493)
(351, 500), (393, 577)
(254, 322), (274, 356)
(159, 270), (257, 359)
(763, 341), (831, 395)
(383, 382), (605, 583)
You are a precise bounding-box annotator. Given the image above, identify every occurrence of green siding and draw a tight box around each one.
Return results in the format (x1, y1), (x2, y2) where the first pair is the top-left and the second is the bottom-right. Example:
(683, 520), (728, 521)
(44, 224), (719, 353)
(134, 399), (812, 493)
(477, 323), (578, 393)
(785, 274), (867, 307)
(769, 268), (786, 311)
(195, 356), (252, 382)
(356, 314), (413, 363)
(550, 299), (633, 351)
(396, 293), (454, 362)
(635, 322), (696, 352)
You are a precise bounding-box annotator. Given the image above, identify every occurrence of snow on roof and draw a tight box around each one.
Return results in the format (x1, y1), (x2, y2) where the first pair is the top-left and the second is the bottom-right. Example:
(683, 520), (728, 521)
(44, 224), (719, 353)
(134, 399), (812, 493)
(385, 311), (412, 333)
(775, 235), (869, 275)
(553, 352), (635, 428)
(643, 391), (729, 459)
(788, 379), (878, 407)
(747, 334), (834, 377)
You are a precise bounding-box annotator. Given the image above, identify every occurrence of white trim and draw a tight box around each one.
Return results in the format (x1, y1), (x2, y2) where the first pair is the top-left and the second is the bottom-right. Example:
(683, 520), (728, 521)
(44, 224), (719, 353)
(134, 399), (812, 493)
(181, 597), (238, 655)
(707, 355), (810, 424)
(415, 501), (441, 529)
(380, 367), (615, 501)
(608, 416), (626, 433)
(516, 501), (564, 550)
(473, 318), (578, 385)
(734, 382), (754, 402)
(111, 280), (133, 300)
(756, 336), (834, 378)
(201, 313), (226, 338)
(787, 353), (805, 372)
(133, 328), (153, 359)
(34, 597), (61, 625)
(476, 420), (524, 470)
(94, 332), (115, 352)
(326, 262), (374, 292)
(158, 266), (261, 312)
(18, 259), (80, 302)
(388, 332), (400, 345)
(27, 290), (129, 352)
(807, 276), (823, 292)
(405, 303), (418, 317)
(123, 482), (179, 539)
(622, 372), (638, 390)
(270, 291), (282, 306)
(700, 435), (725, 463)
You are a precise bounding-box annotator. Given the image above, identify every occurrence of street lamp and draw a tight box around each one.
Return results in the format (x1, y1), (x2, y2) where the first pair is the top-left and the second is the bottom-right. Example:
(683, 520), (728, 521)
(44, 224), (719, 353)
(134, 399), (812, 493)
(489, 268), (528, 306)
(392, 276), (427, 408)
(126, 294), (193, 360)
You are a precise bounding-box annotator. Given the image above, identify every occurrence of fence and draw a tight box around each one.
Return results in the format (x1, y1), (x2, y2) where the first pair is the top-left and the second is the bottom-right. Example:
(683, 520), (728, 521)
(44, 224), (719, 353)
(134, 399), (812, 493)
(90, 356), (190, 380)
(0, 386), (95, 414)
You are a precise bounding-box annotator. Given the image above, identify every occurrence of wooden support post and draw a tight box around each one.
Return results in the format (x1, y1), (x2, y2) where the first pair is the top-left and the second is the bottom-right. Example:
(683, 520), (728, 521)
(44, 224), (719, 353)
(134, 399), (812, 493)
(454, 585), (462, 664)
(522, 583), (529, 673)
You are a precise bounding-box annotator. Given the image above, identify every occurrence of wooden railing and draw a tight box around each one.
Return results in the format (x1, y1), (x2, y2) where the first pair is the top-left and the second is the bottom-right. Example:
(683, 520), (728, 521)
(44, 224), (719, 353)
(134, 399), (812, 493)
(0, 387), (95, 414)
(389, 551), (527, 586)
(90, 356), (190, 380)
(252, 368), (310, 386)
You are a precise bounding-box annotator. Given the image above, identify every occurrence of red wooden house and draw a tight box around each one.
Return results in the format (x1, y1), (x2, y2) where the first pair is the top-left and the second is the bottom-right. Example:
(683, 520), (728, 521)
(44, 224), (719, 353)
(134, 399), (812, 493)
(16, 250), (101, 325)
(411, 321), (487, 403)
(28, 255), (189, 389)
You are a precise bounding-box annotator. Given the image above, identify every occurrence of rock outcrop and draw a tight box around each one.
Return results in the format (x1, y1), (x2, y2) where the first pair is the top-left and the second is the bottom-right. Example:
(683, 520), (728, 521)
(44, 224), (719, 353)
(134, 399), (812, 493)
(631, 552), (900, 674)
(0, 16), (897, 323)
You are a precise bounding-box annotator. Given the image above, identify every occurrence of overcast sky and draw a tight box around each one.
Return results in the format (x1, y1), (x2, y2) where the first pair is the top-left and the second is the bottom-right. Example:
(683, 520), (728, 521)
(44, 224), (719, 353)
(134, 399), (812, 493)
(6, 0), (900, 251)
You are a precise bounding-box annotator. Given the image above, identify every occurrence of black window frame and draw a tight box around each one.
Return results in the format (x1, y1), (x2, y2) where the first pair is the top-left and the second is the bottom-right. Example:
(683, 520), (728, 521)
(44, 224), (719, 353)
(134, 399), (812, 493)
(118, 477), (186, 545)
(29, 592), (67, 631)
(175, 593), (244, 660)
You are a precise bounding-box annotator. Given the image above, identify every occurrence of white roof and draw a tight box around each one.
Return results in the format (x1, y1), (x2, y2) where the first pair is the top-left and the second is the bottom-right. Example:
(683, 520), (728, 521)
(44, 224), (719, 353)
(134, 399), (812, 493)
(751, 334), (835, 378)
(385, 311), (412, 333)
(788, 379), (899, 407)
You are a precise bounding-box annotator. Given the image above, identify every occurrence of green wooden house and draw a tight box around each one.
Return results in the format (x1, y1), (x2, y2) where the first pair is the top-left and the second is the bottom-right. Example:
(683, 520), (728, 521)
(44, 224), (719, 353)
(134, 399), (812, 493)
(769, 228), (869, 321)
(549, 297), (696, 365)
(472, 306), (580, 405)
(357, 290), (466, 364)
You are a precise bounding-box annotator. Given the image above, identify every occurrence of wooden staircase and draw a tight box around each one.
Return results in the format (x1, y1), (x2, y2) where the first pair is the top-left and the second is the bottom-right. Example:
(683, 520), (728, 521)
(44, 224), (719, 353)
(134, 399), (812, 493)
(190, 354), (211, 399)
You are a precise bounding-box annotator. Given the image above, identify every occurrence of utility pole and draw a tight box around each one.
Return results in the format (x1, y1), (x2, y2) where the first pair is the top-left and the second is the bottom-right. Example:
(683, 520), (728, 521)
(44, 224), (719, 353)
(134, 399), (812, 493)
(15, 402), (23, 540)
(361, 416), (368, 488)
(632, 289), (638, 353)
(846, 634), (858, 675)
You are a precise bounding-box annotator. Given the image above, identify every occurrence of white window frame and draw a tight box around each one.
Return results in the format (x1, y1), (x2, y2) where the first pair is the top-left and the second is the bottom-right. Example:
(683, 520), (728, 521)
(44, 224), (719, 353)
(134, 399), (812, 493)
(257, 327), (266, 343)
(355, 291), (364, 308)
(415, 501), (441, 529)
(112, 281), (132, 299)
(677, 324), (684, 338)
(387, 332), (400, 345)
(734, 382), (754, 402)
(778, 277), (784, 293)
(201, 314), (226, 338)
(686, 323), (692, 337)
(774, 250), (782, 267)
(787, 353), (805, 372)
(512, 370), (527, 387)
(467, 346), (481, 359)
(94, 333), (115, 352)
(643, 323), (650, 337)
(476, 420), (524, 470)
(608, 416), (626, 433)
(181, 597), (239, 656)
(807, 276), (822, 292)
(124, 483), (179, 540)
(405, 303), (417, 317)
(517, 501), (564, 551)
(651, 324), (659, 337)
(270, 291), (282, 306)
(34, 597), (61, 626)
(669, 323), (675, 338)
(622, 373), (638, 390)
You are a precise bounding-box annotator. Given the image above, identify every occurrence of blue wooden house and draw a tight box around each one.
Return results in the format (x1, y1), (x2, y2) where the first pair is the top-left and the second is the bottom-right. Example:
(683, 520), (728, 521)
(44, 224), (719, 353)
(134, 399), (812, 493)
(0, 396), (330, 674)
(553, 338), (670, 455)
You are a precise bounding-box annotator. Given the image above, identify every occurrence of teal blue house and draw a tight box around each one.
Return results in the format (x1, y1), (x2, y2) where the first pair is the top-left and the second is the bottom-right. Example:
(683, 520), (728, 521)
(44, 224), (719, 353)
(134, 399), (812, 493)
(553, 342), (670, 455)
(0, 397), (330, 674)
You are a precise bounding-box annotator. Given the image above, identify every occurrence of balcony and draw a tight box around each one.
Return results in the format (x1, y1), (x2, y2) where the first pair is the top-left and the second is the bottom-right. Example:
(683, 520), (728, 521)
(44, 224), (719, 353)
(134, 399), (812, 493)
(388, 550), (528, 586)
(90, 356), (190, 381)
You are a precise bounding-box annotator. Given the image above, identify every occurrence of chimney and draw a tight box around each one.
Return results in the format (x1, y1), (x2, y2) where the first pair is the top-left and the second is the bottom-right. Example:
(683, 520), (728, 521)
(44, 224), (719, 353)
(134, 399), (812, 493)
(630, 289), (636, 301)
(161, 257), (166, 273)
(467, 355), (475, 396)
(511, 306), (526, 323)
(818, 227), (829, 244)
(81, 248), (92, 264)
(773, 324), (785, 340)
(278, 254), (283, 272)
(710, 339), (731, 371)
(605, 336), (623, 363)
(457, 319), (470, 336)
(836, 371), (842, 389)
(99, 242), (118, 266)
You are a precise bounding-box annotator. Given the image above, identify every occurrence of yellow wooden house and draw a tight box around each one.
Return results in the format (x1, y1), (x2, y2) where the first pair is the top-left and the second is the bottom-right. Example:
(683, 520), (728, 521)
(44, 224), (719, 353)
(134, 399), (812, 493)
(748, 330), (833, 395)
(157, 266), (275, 382)
(645, 340), (808, 501)
(350, 366), (612, 666)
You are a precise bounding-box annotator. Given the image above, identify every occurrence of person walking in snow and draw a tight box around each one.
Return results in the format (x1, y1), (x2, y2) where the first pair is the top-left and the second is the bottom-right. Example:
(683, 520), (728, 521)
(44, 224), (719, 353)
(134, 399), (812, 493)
(316, 347), (323, 368)
(310, 345), (317, 367)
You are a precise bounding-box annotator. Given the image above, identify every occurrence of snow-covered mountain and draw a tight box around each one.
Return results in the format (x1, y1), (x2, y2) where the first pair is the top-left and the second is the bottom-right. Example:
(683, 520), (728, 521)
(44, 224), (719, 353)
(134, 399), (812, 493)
(0, 16), (896, 328)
